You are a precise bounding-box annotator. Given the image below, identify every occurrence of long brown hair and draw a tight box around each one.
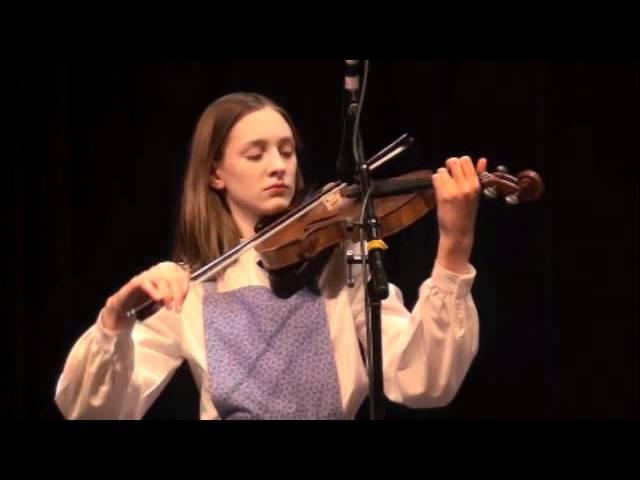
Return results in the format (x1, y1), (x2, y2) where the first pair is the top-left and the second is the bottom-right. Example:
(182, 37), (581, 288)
(173, 92), (304, 271)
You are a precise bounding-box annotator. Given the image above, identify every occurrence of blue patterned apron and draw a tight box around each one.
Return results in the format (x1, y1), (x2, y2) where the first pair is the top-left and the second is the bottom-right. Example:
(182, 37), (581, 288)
(202, 282), (346, 420)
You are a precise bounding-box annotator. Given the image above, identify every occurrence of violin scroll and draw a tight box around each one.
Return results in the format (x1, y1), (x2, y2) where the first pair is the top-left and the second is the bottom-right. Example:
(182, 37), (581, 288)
(481, 165), (544, 205)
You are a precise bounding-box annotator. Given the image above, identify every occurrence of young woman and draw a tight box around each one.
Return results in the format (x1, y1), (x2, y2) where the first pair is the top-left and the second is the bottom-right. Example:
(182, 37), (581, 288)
(55, 92), (486, 419)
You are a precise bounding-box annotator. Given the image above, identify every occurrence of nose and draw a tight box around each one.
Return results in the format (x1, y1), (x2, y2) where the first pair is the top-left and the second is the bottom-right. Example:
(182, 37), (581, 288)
(267, 150), (288, 178)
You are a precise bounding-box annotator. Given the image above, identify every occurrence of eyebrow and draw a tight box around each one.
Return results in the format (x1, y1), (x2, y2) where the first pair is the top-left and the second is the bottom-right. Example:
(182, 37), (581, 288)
(240, 137), (295, 151)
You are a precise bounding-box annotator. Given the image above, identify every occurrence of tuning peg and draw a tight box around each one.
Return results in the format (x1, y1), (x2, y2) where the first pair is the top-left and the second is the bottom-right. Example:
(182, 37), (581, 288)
(483, 186), (498, 199)
(496, 165), (509, 173)
(505, 194), (520, 205)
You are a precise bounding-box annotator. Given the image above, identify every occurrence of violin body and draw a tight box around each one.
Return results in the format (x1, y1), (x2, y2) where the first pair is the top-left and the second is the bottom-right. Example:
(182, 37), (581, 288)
(256, 170), (437, 271)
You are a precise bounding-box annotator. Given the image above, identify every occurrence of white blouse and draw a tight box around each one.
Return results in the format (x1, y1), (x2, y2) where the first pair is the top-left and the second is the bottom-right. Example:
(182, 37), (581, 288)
(55, 242), (479, 419)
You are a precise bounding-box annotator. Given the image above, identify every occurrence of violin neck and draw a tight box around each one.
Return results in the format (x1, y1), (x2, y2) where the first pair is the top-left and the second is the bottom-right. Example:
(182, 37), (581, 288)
(342, 178), (432, 198)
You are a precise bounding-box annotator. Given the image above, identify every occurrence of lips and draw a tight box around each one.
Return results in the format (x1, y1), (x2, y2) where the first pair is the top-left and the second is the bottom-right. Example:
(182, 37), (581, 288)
(265, 184), (288, 191)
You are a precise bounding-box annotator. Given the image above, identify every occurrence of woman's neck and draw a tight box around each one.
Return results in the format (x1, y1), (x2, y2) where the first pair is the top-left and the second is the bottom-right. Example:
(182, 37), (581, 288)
(227, 204), (258, 240)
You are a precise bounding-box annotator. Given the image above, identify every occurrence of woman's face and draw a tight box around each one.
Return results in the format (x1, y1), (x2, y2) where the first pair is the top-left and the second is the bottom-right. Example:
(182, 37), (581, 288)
(210, 107), (298, 236)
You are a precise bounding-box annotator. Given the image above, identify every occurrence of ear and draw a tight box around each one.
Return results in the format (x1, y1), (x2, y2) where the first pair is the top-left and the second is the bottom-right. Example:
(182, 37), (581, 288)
(209, 169), (225, 191)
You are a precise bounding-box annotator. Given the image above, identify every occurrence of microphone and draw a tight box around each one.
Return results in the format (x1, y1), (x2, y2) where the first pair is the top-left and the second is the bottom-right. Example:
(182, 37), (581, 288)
(337, 60), (361, 183)
(344, 60), (360, 100)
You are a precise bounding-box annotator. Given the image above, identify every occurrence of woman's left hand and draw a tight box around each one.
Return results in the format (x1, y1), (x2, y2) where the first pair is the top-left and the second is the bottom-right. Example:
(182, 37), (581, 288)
(431, 156), (487, 273)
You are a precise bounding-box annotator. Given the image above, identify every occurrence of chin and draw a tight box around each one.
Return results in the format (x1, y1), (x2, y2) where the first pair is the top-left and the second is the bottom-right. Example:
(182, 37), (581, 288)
(261, 198), (292, 216)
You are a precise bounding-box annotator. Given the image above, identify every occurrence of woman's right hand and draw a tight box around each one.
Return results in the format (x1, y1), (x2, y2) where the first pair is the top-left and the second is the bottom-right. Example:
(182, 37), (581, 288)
(102, 262), (191, 332)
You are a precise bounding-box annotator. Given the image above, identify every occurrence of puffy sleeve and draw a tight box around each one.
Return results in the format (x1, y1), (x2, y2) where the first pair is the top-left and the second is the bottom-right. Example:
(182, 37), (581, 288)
(54, 305), (185, 419)
(348, 252), (479, 409)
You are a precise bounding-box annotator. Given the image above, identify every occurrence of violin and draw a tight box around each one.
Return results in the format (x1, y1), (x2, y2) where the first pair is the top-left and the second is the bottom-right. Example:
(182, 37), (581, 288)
(127, 134), (544, 319)
(255, 166), (544, 272)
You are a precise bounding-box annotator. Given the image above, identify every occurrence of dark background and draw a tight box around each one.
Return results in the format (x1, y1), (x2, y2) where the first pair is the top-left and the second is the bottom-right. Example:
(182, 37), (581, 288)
(6, 60), (638, 420)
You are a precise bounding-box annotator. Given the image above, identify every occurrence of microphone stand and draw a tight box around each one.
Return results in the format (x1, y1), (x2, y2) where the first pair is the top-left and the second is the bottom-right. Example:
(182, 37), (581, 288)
(341, 60), (388, 420)
(358, 153), (389, 421)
